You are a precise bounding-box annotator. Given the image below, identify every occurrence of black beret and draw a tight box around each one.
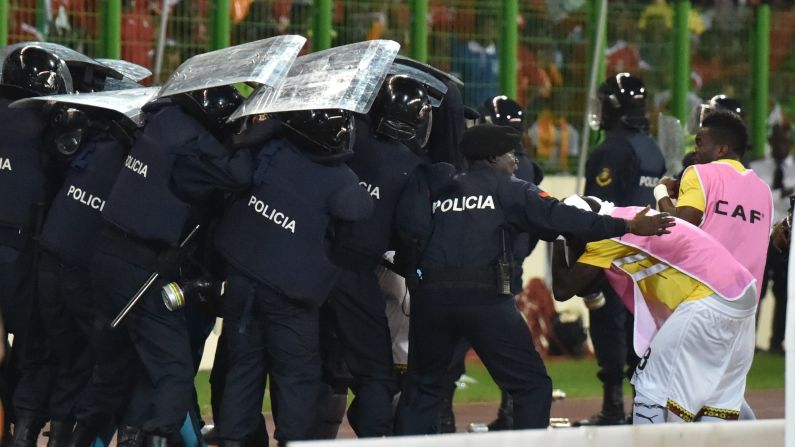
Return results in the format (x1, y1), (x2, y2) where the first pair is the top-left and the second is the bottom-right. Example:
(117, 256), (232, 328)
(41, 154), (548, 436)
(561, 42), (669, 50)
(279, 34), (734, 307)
(460, 124), (522, 160)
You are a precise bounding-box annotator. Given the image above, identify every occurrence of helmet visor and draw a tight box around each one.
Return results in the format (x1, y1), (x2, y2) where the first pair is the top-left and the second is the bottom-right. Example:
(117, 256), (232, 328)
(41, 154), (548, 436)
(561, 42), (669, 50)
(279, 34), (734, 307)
(588, 96), (602, 131)
(685, 103), (714, 135)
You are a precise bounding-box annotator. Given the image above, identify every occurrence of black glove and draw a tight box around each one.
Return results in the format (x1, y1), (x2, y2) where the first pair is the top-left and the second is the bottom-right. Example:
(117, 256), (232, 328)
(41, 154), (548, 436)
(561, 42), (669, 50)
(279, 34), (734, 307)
(155, 246), (186, 279)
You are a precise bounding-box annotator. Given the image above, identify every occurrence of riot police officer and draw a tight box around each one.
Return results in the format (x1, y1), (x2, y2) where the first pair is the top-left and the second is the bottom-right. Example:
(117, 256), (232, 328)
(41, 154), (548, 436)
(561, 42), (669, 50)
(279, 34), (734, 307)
(0, 45), (74, 447)
(35, 102), (136, 447)
(212, 109), (373, 446)
(394, 124), (673, 434)
(315, 75), (433, 438)
(421, 80), (470, 171)
(69, 85), (250, 447)
(580, 72), (665, 426)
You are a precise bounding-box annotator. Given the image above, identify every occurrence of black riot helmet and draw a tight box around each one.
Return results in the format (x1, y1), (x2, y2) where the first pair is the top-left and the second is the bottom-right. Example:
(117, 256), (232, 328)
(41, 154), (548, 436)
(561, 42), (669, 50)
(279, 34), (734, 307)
(273, 108), (356, 164)
(172, 85), (244, 141)
(708, 95), (744, 119)
(478, 95), (524, 132)
(1, 45), (74, 97)
(590, 72), (649, 131)
(687, 95), (745, 134)
(369, 75), (432, 148)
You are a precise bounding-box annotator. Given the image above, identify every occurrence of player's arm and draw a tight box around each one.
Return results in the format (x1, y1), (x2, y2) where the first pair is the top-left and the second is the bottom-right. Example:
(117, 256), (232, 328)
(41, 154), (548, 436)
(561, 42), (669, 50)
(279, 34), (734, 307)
(655, 167), (704, 226)
(551, 239), (603, 301)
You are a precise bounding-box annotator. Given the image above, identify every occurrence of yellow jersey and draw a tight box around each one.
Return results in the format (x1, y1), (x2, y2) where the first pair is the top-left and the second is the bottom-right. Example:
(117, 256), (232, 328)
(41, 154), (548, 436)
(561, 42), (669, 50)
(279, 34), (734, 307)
(677, 159), (747, 212)
(577, 239), (714, 311)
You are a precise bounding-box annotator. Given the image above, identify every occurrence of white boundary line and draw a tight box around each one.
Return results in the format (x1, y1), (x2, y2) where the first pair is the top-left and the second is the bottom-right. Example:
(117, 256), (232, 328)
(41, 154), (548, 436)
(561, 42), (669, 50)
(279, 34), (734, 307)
(292, 419), (784, 447)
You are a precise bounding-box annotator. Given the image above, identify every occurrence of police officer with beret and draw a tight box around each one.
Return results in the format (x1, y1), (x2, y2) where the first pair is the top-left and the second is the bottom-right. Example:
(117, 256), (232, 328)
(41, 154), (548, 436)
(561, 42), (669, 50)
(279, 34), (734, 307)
(394, 124), (673, 434)
(212, 109), (373, 446)
(580, 72), (665, 426)
(0, 45), (75, 447)
(69, 86), (249, 447)
(479, 95), (543, 187)
(435, 95), (545, 433)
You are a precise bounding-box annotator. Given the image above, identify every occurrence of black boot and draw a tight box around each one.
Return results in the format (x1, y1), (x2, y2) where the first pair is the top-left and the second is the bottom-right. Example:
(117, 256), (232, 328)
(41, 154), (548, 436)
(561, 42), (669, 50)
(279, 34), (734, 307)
(574, 383), (626, 426)
(487, 392), (514, 431)
(117, 426), (144, 447)
(146, 434), (183, 447)
(45, 421), (75, 447)
(437, 396), (456, 434)
(200, 426), (217, 446)
(65, 422), (98, 447)
(10, 420), (43, 447)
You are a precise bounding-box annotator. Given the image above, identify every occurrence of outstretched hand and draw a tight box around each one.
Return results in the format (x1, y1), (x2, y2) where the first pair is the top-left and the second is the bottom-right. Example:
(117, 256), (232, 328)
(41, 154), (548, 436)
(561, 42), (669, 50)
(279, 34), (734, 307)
(627, 206), (676, 236)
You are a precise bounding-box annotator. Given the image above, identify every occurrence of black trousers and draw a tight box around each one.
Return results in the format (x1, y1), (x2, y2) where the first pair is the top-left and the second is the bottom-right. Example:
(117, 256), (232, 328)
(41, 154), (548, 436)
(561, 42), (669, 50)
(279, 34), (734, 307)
(0, 244), (54, 427)
(762, 240), (788, 351)
(37, 251), (95, 423)
(395, 287), (551, 434)
(321, 269), (399, 437)
(85, 249), (194, 436)
(589, 285), (638, 387)
(216, 268), (320, 444)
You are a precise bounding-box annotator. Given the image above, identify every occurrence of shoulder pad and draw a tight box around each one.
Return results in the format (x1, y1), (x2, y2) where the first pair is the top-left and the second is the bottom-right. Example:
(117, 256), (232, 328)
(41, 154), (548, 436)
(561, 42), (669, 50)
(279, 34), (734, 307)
(423, 162), (456, 197)
(141, 96), (173, 113)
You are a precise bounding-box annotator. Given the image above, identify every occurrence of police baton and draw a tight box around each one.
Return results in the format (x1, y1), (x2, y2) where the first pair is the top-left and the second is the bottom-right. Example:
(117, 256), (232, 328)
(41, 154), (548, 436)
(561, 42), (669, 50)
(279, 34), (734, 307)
(110, 224), (201, 328)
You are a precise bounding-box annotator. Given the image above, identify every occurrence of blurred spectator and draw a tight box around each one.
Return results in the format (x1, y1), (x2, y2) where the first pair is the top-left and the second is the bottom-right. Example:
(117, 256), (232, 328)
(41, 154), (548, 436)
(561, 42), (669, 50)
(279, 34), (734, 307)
(606, 40), (650, 78)
(232, 1), (279, 45)
(528, 94), (580, 173)
(652, 72), (704, 120)
(517, 46), (557, 109)
(121, 0), (155, 69)
(750, 118), (795, 355)
(169, 0), (209, 60)
(450, 12), (499, 107)
(637, 0), (705, 36)
(770, 0), (795, 72)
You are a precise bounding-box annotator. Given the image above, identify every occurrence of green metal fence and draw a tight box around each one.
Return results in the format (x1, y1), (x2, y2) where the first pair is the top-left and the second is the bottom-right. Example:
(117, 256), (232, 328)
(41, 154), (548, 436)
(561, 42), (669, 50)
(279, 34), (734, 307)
(230, 0), (311, 50)
(3, 0), (793, 172)
(518, 1), (589, 173)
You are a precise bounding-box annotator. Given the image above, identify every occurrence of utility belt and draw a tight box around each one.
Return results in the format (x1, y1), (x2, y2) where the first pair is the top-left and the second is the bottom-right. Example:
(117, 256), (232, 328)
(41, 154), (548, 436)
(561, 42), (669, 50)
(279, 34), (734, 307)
(421, 267), (497, 289)
(97, 225), (167, 271)
(330, 246), (382, 272)
(421, 260), (514, 296)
